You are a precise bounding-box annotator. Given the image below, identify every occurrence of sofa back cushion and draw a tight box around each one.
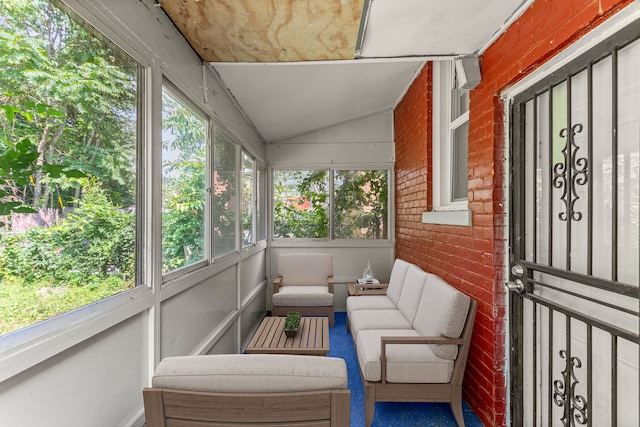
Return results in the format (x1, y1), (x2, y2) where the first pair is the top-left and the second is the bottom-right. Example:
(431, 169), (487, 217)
(385, 259), (411, 305)
(413, 274), (471, 360)
(395, 265), (428, 323)
(278, 253), (333, 286)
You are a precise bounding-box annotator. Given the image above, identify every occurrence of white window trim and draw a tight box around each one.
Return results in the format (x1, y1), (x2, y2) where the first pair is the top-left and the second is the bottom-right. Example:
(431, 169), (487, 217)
(425, 60), (472, 226)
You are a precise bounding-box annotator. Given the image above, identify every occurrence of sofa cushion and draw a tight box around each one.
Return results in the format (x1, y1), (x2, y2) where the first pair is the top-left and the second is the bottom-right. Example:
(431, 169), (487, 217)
(152, 354), (348, 393)
(350, 309), (413, 338)
(272, 285), (333, 306)
(346, 295), (396, 315)
(356, 329), (454, 383)
(278, 253), (332, 286)
(395, 265), (428, 323)
(385, 259), (411, 305)
(412, 274), (471, 360)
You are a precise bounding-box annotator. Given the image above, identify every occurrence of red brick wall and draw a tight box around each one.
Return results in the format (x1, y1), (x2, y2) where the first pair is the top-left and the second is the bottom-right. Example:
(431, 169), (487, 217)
(393, 1), (634, 425)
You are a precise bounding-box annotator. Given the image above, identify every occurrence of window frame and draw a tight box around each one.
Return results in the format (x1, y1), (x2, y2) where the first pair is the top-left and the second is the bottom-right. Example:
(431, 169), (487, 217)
(256, 162), (266, 242)
(0, 0), (151, 380)
(424, 60), (472, 226)
(211, 127), (240, 260)
(160, 82), (210, 279)
(270, 166), (392, 243)
(271, 168), (330, 241)
(332, 168), (390, 240)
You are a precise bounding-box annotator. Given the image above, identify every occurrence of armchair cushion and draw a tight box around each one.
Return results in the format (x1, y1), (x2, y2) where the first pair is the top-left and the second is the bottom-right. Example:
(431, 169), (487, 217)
(356, 329), (454, 383)
(272, 285), (334, 307)
(278, 253), (333, 286)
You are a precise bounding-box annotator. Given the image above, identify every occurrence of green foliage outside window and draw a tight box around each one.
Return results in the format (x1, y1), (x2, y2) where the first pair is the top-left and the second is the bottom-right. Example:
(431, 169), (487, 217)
(0, 0), (138, 212)
(273, 170), (329, 239)
(0, 180), (135, 334)
(161, 90), (206, 273)
(334, 170), (388, 239)
(273, 169), (388, 240)
(0, 0), (139, 334)
(241, 152), (255, 246)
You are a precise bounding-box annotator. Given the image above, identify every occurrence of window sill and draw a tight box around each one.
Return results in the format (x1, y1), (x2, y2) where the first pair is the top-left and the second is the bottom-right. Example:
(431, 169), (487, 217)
(421, 209), (472, 226)
(0, 285), (153, 383)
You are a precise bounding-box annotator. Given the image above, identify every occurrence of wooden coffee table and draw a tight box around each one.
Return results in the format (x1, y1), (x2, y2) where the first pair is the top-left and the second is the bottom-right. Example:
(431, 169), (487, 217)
(245, 316), (330, 356)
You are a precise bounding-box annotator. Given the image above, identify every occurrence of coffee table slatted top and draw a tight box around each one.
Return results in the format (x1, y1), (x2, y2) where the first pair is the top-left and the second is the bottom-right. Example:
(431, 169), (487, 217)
(245, 316), (329, 356)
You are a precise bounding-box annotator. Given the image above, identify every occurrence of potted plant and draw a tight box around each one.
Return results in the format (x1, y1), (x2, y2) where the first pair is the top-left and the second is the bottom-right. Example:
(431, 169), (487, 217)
(283, 311), (301, 338)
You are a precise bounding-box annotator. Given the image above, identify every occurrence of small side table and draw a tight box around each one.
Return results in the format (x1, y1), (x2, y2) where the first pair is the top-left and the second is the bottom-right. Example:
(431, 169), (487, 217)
(346, 282), (388, 296)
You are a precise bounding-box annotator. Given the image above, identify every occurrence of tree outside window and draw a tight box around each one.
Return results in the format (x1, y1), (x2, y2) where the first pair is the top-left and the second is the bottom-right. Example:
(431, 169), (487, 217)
(273, 170), (329, 239)
(334, 170), (388, 239)
(161, 87), (206, 273)
(212, 128), (237, 257)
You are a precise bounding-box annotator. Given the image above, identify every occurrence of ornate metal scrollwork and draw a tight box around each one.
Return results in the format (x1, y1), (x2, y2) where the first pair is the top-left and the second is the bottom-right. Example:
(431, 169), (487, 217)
(553, 350), (589, 426)
(552, 124), (589, 222)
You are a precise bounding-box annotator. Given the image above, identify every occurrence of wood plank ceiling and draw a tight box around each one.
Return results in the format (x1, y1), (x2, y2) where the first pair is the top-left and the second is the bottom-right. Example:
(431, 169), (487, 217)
(158, 0), (365, 62)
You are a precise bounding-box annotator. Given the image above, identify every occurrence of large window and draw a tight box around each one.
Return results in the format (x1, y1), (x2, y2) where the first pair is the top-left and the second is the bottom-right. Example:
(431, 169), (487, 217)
(272, 169), (389, 240)
(256, 164), (266, 241)
(241, 151), (255, 247)
(212, 128), (238, 257)
(425, 60), (472, 226)
(161, 87), (207, 274)
(450, 78), (470, 202)
(273, 170), (329, 239)
(0, 0), (141, 335)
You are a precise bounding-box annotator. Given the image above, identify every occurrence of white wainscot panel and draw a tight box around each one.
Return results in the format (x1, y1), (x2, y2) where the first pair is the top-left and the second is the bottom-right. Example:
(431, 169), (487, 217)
(0, 313), (148, 427)
(207, 323), (237, 355)
(241, 251), (266, 302)
(161, 266), (237, 358)
(241, 288), (267, 345)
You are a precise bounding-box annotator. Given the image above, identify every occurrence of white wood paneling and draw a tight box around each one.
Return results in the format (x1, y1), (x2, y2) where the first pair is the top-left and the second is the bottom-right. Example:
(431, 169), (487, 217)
(267, 111), (395, 166)
(161, 267), (237, 359)
(241, 252), (267, 302)
(0, 314), (148, 427)
(207, 324), (238, 355)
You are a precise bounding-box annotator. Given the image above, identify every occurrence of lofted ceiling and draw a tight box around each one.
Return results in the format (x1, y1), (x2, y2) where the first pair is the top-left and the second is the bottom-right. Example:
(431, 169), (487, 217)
(158, 0), (531, 142)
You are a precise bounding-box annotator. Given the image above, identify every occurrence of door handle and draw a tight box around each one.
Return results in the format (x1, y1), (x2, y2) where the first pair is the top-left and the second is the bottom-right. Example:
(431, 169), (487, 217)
(505, 279), (525, 293)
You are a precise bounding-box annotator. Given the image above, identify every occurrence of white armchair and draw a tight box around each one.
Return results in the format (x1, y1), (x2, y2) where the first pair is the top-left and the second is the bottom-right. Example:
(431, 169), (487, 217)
(271, 253), (334, 327)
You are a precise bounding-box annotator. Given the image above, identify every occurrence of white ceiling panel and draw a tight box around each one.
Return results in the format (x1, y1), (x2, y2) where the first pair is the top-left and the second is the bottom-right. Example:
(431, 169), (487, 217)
(359, 0), (528, 57)
(202, 0), (532, 143)
(214, 60), (425, 142)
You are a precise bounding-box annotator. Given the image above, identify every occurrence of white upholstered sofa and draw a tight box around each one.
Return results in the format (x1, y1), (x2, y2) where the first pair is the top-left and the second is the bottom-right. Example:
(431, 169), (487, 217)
(272, 253), (335, 327)
(143, 354), (350, 426)
(347, 259), (477, 427)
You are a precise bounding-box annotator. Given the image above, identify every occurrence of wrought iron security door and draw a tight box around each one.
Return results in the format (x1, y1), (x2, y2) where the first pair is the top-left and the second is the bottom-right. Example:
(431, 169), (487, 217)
(508, 21), (639, 427)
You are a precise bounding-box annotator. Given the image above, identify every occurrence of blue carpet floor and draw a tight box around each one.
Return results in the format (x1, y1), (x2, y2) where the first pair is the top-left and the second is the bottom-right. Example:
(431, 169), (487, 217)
(328, 312), (485, 427)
